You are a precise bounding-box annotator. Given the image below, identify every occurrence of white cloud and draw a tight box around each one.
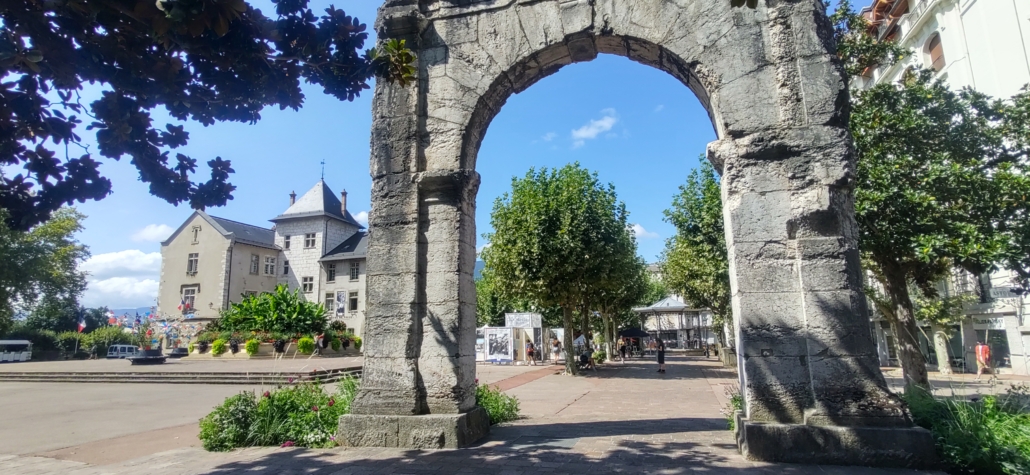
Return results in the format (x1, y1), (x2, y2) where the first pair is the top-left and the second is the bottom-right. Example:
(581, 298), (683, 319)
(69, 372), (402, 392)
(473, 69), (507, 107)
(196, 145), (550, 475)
(631, 224), (660, 239)
(654, 104), (665, 113)
(354, 211), (369, 227)
(83, 277), (159, 308)
(81, 250), (162, 308)
(541, 132), (557, 142)
(476, 242), (491, 256)
(131, 224), (174, 242)
(571, 109), (618, 148)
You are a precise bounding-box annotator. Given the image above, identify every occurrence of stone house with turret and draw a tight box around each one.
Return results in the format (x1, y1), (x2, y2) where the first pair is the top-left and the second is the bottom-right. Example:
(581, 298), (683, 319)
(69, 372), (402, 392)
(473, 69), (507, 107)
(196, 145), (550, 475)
(158, 180), (369, 337)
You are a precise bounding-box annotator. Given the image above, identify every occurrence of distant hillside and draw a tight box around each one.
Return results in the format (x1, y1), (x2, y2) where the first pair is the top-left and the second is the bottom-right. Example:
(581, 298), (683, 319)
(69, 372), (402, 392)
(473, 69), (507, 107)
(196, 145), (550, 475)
(474, 260), (485, 280)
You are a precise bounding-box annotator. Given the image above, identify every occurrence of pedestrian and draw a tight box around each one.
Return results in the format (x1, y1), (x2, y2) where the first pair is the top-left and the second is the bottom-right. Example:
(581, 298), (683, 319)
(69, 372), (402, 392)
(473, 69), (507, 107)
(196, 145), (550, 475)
(704, 343), (710, 358)
(526, 340), (536, 366)
(656, 338), (666, 373)
(551, 338), (562, 365)
(975, 341), (992, 380)
(618, 338), (626, 360)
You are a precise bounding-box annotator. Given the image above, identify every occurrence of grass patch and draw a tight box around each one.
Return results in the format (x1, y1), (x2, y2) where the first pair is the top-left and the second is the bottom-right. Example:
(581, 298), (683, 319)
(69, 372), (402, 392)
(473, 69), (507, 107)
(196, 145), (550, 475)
(904, 385), (1030, 475)
(723, 385), (743, 431)
(476, 383), (521, 424)
(199, 378), (359, 451)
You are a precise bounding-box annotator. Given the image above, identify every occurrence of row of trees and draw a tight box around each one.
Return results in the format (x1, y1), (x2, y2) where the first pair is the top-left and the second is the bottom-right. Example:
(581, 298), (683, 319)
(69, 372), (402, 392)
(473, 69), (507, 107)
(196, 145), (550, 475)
(480, 164), (656, 375)
(659, 1), (1030, 390)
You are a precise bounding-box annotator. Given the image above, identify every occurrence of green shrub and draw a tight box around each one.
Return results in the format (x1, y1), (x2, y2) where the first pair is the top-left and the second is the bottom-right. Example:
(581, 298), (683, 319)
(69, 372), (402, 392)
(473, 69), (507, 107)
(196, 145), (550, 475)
(84, 326), (133, 355)
(211, 339), (227, 355)
(57, 331), (86, 353)
(219, 285), (327, 335)
(475, 384), (520, 425)
(199, 392), (257, 451)
(245, 339), (259, 355)
(905, 386), (1030, 474)
(198, 378), (360, 451)
(351, 336), (362, 351)
(330, 338), (341, 351)
(297, 337), (315, 354)
(188, 342), (196, 353)
(592, 350), (607, 364)
(4, 325), (60, 352)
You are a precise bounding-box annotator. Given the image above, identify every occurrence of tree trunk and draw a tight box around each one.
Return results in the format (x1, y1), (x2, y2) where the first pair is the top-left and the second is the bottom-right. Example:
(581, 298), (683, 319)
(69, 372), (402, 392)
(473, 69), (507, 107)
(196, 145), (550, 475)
(882, 267), (930, 390)
(932, 324), (953, 375)
(580, 300), (591, 341)
(562, 306), (578, 375)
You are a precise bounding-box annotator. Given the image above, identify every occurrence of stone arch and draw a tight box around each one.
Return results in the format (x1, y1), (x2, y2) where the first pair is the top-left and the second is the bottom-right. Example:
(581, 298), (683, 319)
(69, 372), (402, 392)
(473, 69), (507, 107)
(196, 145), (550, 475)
(343, 0), (936, 467)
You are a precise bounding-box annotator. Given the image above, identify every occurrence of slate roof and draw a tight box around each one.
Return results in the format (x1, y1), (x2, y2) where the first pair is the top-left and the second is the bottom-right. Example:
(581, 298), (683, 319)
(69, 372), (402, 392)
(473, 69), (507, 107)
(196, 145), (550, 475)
(320, 232), (368, 261)
(161, 211), (278, 250)
(209, 216), (276, 249)
(270, 180), (363, 228)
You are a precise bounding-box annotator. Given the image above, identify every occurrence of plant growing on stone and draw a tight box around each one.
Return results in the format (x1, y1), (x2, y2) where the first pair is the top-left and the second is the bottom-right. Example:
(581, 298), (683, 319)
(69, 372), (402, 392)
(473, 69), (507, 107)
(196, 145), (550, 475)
(475, 384), (520, 425)
(245, 339), (259, 356)
(351, 336), (361, 351)
(330, 338), (341, 351)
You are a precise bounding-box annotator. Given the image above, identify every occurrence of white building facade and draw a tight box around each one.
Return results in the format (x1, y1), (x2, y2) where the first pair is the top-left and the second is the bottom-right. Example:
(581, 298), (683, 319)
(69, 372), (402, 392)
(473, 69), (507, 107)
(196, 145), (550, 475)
(159, 180), (369, 337)
(860, 0), (1030, 374)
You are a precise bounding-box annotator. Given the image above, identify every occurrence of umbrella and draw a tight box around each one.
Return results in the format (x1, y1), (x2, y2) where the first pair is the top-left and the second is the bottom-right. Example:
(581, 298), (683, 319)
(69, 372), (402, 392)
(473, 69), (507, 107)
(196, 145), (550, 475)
(618, 327), (650, 338)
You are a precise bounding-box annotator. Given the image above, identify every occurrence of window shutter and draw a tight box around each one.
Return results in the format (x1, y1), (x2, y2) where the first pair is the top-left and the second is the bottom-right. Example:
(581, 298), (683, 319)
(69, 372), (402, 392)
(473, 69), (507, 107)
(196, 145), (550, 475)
(928, 34), (945, 71)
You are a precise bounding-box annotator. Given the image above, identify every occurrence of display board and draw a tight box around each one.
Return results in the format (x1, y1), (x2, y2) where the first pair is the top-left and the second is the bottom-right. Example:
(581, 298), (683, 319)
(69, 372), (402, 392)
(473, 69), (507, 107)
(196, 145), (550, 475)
(505, 313), (541, 329)
(485, 327), (514, 362)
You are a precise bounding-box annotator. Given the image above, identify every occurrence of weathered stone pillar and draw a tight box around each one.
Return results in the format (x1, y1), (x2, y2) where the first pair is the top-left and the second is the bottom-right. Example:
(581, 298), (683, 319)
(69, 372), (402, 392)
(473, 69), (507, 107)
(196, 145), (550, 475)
(338, 2), (489, 449)
(712, 126), (935, 466)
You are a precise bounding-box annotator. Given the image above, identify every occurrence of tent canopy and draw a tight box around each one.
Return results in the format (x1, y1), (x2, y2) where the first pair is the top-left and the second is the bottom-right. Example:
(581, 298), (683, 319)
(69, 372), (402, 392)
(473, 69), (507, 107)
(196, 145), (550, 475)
(618, 327), (650, 338)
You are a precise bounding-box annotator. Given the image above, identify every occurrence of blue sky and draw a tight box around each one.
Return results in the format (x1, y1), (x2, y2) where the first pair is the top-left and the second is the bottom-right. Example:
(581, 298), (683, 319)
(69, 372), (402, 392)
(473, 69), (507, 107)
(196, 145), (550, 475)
(68, 0), (716, 308)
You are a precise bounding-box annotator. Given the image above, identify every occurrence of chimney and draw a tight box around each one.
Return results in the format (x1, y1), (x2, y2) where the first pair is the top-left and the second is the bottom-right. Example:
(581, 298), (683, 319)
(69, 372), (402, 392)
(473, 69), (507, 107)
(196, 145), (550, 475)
(340, 189), (348, 214)
(289, 191), (296, 206)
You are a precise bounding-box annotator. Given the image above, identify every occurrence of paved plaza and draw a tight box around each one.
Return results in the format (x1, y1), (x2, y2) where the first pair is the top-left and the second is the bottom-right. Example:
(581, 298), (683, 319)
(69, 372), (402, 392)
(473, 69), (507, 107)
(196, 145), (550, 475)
(0, 356), (957, 474)
(0, 355), (363, 374)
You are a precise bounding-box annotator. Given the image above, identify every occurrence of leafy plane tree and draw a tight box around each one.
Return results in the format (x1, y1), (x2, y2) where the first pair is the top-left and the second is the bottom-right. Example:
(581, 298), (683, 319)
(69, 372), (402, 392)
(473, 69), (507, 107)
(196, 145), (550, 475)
(483, 164), (631, 376)
(661, 159), (731, 345)
(0, 0), (414, 230)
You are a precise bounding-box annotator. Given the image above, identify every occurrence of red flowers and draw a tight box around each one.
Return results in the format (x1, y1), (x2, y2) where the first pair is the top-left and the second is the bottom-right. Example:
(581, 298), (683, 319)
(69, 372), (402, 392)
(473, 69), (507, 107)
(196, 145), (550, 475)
(262, 391), (270, 398)
(328, 399), (335, 407)
(280, 441), (295, 447)
(312, 405), (318, 412)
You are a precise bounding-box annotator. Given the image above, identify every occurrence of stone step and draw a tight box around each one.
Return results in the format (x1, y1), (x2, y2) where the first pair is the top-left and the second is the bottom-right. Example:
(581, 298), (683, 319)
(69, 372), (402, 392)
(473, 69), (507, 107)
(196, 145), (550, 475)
(0, 368), (362, 385)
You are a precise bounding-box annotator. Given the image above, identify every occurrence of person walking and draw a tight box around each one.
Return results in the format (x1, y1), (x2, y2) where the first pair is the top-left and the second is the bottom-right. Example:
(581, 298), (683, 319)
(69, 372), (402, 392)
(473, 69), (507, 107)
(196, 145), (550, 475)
(551, 337), (562, 365)
(526, 340), (536, 366)
(975, 341), (992, 380)
(656, 338), (666, 373)
(618, 338), (626, 361)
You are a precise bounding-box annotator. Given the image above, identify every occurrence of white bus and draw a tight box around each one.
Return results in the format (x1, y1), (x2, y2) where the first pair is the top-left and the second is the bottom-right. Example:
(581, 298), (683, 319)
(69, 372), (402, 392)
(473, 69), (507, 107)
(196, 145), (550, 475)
(0, 340), (32, 362)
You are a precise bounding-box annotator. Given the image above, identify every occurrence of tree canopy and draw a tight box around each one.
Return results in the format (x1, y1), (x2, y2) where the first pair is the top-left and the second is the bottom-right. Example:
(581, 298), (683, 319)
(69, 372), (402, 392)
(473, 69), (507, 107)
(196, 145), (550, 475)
(482, 163), (634, 375)
(0, 0), (413, 230)
(660, 159), (731, 344)
(0, 207), (89, 335)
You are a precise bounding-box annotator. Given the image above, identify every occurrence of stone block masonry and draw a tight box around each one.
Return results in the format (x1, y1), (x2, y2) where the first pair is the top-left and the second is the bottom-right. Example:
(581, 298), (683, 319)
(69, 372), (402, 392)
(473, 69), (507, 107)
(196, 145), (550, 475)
(346, 0), (936, 465)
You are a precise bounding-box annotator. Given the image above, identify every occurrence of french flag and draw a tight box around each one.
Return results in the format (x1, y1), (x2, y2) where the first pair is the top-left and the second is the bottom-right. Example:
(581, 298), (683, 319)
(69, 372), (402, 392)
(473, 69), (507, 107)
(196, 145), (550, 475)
(77, 318), (86, 333)
(177, 298), (185, 311)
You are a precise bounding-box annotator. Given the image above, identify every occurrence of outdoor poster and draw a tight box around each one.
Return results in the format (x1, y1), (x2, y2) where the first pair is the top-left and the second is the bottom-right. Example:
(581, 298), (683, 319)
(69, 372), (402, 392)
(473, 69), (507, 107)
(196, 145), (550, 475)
(336, 291), (347, 317)
(475, 328), (486, 362)
(485, 327), (513, 362)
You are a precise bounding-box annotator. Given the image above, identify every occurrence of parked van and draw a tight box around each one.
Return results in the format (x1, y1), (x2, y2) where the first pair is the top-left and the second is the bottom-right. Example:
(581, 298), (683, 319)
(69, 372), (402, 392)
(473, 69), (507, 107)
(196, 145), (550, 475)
(107, 345), (141, 359)
(0, 340), (32, 362)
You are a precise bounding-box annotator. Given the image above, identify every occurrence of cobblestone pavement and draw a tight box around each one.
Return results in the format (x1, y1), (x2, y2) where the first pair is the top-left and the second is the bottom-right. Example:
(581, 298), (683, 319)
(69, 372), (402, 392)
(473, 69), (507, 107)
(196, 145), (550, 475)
(0, 357), (945, 474)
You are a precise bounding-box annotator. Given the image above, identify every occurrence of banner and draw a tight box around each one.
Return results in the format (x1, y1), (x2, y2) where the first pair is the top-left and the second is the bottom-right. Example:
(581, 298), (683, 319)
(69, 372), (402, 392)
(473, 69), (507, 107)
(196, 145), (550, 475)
(505, 313), (541, 329)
